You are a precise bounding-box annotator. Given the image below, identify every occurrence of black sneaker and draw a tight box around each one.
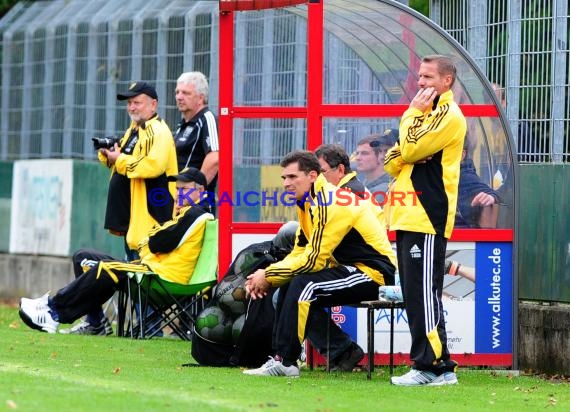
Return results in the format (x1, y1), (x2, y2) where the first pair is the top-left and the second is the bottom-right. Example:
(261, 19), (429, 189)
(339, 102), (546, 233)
(330, 343), (364, 372)
(59, 318), (113, 336)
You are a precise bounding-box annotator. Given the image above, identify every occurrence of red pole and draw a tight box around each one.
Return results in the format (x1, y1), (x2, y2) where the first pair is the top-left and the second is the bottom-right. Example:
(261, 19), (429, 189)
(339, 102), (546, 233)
(218, 8), (234, 277)
(306, 0), (323, 151)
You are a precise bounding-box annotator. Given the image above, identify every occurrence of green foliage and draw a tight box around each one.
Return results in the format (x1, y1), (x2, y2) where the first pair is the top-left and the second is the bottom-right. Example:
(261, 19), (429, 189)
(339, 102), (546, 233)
(519, 1), (553, 121)
(409, 0), (429, 17)
(486, 0), (553, 128)
(1, 304), (568, 411)
(0, 0), (19, 18)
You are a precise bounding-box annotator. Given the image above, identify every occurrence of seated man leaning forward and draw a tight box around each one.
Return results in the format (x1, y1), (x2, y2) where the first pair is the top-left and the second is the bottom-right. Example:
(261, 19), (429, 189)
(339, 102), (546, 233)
(307, 143), (383, 370)
(18, 167), (213, 334)
(243, 150), (397, 377)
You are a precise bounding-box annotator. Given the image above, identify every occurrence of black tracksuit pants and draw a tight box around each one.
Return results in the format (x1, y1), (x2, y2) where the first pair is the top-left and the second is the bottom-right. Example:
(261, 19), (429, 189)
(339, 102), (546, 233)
(273, 265), (379, 365)
(396, 230), (452, 372)
(51, 249), (125, 324)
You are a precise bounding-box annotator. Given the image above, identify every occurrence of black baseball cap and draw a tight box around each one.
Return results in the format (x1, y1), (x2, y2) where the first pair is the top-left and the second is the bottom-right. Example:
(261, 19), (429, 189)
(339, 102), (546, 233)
(168, 167), (207, 187)
(370, 128), (399, 147)
(117, 81), (158, 100)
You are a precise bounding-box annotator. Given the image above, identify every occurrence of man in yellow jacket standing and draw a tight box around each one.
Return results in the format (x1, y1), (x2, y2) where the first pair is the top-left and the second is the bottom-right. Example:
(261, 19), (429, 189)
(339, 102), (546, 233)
(385, 55), (466, 386)
(99, 81), (178, 258)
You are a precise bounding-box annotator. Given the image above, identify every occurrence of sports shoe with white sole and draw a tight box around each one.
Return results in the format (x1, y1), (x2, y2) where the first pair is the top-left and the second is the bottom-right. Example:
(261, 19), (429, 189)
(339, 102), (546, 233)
(59, 318), (113, 336)
(390, 368), (438, 386)
(428, 371), (458, 386)
(20, 292), (50, 313)
(18, 301), (59, 334)
(243, 356), (300, 377)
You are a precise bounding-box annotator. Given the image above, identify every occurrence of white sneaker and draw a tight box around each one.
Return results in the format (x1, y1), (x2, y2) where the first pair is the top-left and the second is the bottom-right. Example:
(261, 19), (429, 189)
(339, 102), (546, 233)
(19, 300), (59, 334)
(20, 292), (50, 312)
(428, 371), (458, 386)
(390, 369), (438, 386)
(243, 357), (300, 377)
(59, 318), (113, 336)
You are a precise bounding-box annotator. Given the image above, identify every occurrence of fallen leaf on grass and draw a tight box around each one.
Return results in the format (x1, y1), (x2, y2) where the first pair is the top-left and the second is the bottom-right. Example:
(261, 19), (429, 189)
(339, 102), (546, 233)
(545, 397), (557, 407)
(6, 399), (17, 409)
(113, 367), (121, 374)
(9, 321), (19, 329)
(522, 386), (539, 393)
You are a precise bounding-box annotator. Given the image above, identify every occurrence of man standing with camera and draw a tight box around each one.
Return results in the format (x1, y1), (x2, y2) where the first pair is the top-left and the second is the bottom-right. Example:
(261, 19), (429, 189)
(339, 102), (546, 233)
(61, 81), (178, 336)
(99, 81), (178, 259)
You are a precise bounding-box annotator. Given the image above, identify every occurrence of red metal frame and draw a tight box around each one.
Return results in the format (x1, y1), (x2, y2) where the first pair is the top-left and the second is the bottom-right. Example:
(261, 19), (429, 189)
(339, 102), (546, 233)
(229, 103), (498, 118)
(306, 0), (324, 150)
(218, 0), (515, 369)
(217, 0), (512, 269)
(309, 352), (513, 368)
(218, 8), (235, 274)
(231, 224), (513, 242)
(220, 0), (307, 12)
(218, 0), (328, 273)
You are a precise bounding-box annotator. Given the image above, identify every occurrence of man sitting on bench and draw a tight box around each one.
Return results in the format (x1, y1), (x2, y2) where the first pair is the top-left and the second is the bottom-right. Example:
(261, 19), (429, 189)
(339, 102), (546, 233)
(243, 150), (397, 377)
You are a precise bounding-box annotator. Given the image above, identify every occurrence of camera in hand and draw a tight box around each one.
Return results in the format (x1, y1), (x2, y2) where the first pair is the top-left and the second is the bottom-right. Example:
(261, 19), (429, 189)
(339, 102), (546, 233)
(92, 136), (121, 150)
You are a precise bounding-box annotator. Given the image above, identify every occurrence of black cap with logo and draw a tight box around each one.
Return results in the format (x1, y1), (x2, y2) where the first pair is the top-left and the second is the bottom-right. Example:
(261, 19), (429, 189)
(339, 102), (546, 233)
(117, 81), (158, 100)
(168, 167), (207, 187)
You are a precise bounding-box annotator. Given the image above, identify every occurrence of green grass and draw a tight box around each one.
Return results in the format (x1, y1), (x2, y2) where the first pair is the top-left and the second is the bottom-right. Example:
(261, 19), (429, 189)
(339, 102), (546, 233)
(0, 303), (567, 411)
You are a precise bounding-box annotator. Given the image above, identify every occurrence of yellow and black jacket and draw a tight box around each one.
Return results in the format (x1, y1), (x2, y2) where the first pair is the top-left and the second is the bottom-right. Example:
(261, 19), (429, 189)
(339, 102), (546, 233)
(338, 171), (387, 228)
(337, 171), (365, 195)
(98, 206), (213, 285)
(264, 174), (397, 287)
(384, 90), (466, 238)
(99, 114), (178, 250)
(138, 206), (213, 284)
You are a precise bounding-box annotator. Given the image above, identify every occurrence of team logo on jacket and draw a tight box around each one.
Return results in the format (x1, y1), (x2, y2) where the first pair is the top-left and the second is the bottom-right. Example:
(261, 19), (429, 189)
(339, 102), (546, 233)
(176, 126), (194, 142)
(409, 244), (421, 259)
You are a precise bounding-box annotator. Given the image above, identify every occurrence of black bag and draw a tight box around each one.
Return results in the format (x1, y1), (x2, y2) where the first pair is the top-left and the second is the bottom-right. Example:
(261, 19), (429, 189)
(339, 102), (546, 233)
(229, 287), (277, 367)
(191, 287), (278, 368)
(191, 330), (235, 367)
(191, 240), (288, 367)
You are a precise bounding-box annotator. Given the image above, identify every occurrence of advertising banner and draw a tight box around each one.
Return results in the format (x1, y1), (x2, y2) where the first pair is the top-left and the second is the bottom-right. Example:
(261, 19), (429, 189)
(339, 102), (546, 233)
(9, 160), (73, 256)
(475, 242), (513, 354)
(232, 235), (514, 366)
(351, 241), (513, 366)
